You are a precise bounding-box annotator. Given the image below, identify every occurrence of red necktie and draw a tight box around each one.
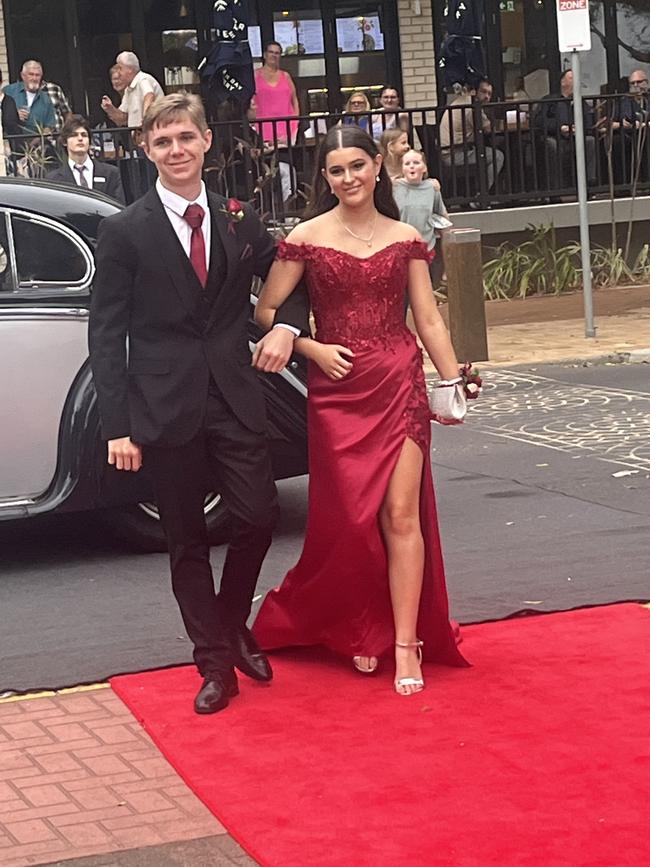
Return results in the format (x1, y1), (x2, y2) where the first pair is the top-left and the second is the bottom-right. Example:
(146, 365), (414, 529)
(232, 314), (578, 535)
(183, 203), (208, 288)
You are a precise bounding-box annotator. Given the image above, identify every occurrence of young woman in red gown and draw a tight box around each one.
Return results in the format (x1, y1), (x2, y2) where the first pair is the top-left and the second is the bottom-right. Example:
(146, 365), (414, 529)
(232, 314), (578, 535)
(253, 126), (468, 694)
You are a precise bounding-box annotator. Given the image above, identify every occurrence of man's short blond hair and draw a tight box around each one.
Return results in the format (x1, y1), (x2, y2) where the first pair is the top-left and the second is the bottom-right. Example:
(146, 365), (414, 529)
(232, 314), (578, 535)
(142, 93), (208, 138)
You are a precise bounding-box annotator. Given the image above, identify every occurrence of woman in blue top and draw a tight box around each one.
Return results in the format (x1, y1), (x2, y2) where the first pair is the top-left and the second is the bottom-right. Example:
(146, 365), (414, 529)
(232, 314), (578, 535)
(342, 91), (372, 135)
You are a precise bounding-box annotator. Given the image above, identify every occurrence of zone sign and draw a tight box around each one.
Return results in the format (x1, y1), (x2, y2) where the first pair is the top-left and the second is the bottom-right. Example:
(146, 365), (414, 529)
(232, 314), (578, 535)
(556, 0), (591, 51)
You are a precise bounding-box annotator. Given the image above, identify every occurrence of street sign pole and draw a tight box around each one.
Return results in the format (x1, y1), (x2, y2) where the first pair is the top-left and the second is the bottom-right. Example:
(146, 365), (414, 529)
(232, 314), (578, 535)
(556, 0), (596, 338)
(571, 49), (596, 338)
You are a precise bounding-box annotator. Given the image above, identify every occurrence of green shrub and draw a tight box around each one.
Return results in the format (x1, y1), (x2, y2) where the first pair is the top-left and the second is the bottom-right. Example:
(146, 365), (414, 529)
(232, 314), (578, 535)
(483, 226), (650, 299)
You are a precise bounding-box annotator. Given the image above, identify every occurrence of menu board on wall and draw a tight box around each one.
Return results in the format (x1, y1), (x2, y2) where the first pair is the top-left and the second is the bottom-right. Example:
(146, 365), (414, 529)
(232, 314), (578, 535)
(248, 25), (262, 58)
(273, 18), (325, 55)
(336, 16), (384, 53)
(300, 20), (325, 55)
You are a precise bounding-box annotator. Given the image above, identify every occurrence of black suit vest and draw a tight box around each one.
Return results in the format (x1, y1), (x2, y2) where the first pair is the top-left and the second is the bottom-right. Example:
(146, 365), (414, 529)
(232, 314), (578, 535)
(176, 208), (228, 326)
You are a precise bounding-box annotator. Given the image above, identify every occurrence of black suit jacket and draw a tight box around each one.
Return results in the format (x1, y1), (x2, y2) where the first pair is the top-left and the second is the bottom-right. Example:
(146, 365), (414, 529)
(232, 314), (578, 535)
(611, 94), (650, 126)
(46, 159), (126, 204)
(1, 93), (21, 137)
(89, 187), (309, 447)
(535, 95), (595, 136)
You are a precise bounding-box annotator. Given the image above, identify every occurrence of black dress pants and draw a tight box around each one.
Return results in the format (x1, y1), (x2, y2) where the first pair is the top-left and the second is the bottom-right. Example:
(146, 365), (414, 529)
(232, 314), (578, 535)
(146, 388), (279, 677)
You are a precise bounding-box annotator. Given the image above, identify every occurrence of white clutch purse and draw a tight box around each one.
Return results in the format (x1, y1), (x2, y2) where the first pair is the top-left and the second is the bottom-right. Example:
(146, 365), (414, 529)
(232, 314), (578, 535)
(429, 381), (467, 425)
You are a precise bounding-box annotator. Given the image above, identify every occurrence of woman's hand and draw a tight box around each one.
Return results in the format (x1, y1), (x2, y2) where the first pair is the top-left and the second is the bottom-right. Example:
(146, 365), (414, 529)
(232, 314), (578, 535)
(311, 344), (355, 380)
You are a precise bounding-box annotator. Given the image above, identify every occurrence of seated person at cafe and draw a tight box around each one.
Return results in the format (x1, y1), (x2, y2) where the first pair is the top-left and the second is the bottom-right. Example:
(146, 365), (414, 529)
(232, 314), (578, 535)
(438, 79), (504, 192)
(611, 69), (650, 130)
(371, 85), (409, 140)
(604, 69), (650, 183)
(534, 69), (597, 186)
(46, 114), (125, 203)
(342, 91), (372, 134)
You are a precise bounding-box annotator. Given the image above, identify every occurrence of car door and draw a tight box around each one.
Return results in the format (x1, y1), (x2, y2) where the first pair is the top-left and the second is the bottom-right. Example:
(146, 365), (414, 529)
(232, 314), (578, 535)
(0, 208), (93, 502)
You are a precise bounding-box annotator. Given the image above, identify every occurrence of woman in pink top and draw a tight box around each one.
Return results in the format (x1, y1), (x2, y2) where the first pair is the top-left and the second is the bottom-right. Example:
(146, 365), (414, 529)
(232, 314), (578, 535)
(254, 41), (300, 145)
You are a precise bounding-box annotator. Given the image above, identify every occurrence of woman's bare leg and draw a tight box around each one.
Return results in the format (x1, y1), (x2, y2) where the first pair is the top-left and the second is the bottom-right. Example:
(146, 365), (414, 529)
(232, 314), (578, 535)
(379, 438), (425, 694)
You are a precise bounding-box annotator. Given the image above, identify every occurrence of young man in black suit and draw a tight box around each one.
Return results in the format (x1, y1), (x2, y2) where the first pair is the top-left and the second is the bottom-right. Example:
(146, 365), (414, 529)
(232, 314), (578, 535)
(89, 93), (308, 714)
(47, 114), (126, 204)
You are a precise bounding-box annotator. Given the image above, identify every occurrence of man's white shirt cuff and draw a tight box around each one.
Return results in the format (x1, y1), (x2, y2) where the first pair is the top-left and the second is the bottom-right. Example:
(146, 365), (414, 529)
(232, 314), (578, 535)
(273, 323), (300, 338)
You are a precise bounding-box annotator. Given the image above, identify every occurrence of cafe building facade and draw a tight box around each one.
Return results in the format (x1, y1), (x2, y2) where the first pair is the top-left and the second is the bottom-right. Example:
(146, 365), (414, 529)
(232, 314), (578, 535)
(0, 0), (649, 123)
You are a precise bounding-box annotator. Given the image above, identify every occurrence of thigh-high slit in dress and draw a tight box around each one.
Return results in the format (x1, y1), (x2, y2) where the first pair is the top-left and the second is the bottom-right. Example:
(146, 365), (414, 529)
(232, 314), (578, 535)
(253, 239), (468, 667)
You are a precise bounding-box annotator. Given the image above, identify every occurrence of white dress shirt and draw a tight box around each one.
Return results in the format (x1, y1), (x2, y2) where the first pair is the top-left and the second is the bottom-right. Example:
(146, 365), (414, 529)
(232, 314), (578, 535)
(69, 156), (94, 189)
(156, 178), (211, 269)
(156, 179), (298, 336)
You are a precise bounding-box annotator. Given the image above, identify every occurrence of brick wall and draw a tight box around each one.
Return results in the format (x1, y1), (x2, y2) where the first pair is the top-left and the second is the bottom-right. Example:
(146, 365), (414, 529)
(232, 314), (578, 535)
(397, 0), (438, 108)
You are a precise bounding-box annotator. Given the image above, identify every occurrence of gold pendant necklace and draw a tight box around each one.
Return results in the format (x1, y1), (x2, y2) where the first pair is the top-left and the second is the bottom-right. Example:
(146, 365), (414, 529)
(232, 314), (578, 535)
(334, 209), (378, 248)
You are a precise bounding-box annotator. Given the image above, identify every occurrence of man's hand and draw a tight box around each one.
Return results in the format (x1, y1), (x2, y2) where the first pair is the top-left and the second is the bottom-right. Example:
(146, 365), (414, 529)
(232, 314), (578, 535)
(252, 328), (295, 373)
(101, 95), (114, 113)
(108, 437), (142, 472)
(18, 107), (29, 123)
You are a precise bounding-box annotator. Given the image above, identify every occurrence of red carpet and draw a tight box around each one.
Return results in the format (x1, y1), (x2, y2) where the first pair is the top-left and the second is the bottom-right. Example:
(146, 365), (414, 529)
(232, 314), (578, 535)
(111, 604), (650, 867)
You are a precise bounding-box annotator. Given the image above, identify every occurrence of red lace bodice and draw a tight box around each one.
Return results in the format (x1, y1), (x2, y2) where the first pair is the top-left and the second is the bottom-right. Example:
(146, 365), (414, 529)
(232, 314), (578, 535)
(276, 239), (433, 351)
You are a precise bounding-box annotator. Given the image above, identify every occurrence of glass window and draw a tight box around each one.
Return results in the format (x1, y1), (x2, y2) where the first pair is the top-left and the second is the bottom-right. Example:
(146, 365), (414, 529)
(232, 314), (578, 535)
(143, 0), (199, 94)
(499, 0), (554, 99)
(271, 5), (327, 114)
(617, 0), (650, 82)
(6, 0), (72, 96)
(161, 29), (199, 90)
(335, 4), (388, 111)
(77, 0), (134, 126)
(11, 216), (89, 289)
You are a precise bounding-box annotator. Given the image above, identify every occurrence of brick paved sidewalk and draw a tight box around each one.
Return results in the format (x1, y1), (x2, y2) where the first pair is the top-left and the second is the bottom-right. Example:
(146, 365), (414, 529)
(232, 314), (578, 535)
(0, 686), (256, 867)
(446, 284), (650, 367)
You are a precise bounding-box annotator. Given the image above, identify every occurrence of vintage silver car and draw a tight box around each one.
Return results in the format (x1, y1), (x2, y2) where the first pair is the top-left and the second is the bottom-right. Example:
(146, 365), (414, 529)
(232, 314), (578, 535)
(0, 178), (307, 550)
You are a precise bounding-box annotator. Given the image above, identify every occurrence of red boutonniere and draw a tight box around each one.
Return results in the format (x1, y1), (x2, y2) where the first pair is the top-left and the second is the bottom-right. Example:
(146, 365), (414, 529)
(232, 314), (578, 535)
(460, 362), (482, 399)
(221, 198), (245, 233)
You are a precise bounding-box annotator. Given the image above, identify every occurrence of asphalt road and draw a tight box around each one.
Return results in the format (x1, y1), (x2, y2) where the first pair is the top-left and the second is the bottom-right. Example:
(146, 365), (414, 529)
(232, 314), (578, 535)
(1, 362), (648, 693)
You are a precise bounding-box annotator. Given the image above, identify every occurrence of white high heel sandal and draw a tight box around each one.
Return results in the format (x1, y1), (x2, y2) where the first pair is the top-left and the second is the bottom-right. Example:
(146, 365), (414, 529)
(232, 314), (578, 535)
(353, 656), (378, 674)
(394, 639), (424, 695)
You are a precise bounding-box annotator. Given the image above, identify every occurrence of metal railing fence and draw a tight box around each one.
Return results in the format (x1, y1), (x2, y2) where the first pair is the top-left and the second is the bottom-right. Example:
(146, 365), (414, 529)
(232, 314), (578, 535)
(4, 93), (650, 217)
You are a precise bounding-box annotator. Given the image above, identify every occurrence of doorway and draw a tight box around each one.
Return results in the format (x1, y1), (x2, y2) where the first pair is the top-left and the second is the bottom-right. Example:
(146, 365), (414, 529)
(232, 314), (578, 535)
(4, 0), (84, 111)
(483, 0), (562, 100)
(260, 0), (401, 115)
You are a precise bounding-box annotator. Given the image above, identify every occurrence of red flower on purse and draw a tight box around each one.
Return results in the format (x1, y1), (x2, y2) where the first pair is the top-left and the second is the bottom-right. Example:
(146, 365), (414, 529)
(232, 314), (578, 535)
(221, 198), (245, 233)
(460, 362), (482, 399)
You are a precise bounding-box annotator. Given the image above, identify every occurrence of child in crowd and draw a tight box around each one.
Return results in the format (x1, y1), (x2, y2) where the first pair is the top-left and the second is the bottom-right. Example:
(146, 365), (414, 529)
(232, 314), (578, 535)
(392, 149), (452, 288)
(379, 128), (410, 179)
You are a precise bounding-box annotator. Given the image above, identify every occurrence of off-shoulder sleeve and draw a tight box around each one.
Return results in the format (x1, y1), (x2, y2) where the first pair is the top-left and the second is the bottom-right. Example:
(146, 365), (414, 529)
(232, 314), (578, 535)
(405, 238), (435, 264)
(276, 239), (310, 261)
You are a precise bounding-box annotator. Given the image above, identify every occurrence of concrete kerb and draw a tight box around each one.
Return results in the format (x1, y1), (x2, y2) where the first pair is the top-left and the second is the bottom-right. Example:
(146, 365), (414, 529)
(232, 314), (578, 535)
(423, 347), (650, 378)
(486, 348), (650, 369)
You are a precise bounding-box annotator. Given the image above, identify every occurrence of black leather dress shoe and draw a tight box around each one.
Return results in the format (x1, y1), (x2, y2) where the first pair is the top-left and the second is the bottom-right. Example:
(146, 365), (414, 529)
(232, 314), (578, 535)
(230, 626), (273, 682)
(194, 669), (239, 715)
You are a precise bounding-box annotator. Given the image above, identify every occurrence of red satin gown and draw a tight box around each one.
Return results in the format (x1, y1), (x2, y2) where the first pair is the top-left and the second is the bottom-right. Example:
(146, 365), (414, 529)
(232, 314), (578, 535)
(253, 239), (467, 667)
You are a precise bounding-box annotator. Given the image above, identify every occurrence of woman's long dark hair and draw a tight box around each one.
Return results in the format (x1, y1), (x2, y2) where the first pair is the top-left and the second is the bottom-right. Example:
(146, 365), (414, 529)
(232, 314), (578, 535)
(304, 125), (400, 221)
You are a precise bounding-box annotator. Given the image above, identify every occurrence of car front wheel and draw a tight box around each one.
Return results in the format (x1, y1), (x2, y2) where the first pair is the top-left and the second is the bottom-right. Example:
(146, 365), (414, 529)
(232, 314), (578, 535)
(102, 493), (231, 552)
